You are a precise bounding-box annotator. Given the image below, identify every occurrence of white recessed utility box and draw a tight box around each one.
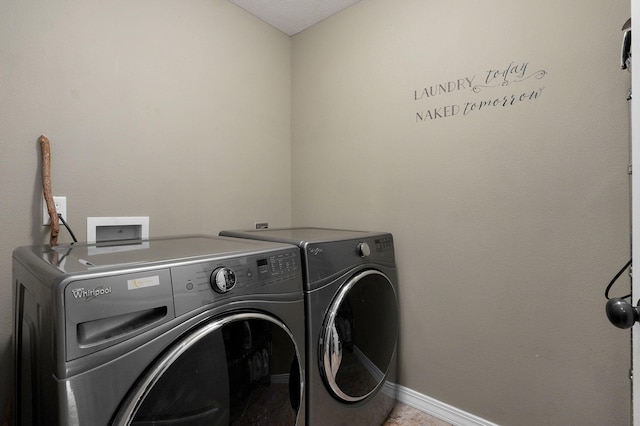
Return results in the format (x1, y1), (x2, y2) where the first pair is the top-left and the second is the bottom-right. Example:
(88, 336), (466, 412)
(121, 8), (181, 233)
(87, 217), (149, 243)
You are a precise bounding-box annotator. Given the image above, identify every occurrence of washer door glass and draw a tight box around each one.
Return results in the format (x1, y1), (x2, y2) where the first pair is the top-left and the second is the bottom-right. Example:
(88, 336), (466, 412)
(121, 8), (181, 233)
(114, 313), (303, 425)
(320, 270), (398, 403)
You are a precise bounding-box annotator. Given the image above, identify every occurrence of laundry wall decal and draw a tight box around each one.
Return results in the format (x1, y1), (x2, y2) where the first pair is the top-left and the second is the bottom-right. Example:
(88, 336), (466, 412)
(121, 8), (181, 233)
(414, 61), (548, 122)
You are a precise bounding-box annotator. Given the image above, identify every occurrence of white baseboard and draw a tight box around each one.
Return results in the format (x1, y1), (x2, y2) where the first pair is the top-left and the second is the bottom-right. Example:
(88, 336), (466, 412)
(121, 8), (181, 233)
(395, 385), (500, 426)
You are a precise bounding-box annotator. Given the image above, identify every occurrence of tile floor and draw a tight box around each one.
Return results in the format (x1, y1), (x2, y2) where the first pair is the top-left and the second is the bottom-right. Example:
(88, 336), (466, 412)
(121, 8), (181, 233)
(383, 402), (453, 426)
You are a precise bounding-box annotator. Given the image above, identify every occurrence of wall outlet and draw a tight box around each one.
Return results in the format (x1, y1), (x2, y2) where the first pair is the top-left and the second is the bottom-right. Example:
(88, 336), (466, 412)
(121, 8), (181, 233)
(42, 196), (67, 225)
(255, 222), (269, 229)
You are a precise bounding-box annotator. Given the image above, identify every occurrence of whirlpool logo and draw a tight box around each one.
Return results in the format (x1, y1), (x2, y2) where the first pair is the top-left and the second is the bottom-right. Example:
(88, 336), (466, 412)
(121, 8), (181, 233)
(309, 247), (323, 256)
(71, 286), (112, 301)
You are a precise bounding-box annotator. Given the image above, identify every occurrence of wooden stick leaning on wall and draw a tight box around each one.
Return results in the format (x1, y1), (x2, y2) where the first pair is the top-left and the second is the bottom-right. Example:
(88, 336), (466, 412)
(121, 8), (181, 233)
(40, 135), (59, 246)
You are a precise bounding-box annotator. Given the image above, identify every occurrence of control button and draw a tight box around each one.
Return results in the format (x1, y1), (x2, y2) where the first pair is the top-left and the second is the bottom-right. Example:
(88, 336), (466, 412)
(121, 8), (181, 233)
(186, 281), (194, 291)
(210, 267), (237, 293)
(357, 242), (371, 258)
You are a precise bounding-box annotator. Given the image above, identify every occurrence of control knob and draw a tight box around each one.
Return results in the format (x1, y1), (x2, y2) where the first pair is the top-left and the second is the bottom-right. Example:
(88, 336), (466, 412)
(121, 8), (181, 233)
(210, 267), (237, 293)
(357, 242), (371, 258)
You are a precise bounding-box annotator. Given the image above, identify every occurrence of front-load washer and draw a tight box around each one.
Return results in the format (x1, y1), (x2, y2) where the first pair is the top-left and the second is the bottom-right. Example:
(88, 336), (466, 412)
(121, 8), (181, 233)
(13, 235), (306, 425)
(219, 228), (399, 426)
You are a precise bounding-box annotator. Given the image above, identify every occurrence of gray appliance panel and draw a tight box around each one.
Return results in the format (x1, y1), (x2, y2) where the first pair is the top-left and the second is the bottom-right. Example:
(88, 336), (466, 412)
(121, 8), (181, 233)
(61, 245), (301, 362)
(221, 227), (377, 246)
(219, 227), (399, 425)
(171, 248), (301, 316)
(220, 228), (395, 288)
(65, 268), (175, 361)
(15, 234), (294, 275)
(13, 235), (303, 368)
(13, 235), (306, 425)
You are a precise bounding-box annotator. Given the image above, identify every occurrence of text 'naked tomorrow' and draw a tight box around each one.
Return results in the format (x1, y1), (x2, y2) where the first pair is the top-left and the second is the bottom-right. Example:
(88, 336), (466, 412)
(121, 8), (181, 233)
(413, 61), (548, 122)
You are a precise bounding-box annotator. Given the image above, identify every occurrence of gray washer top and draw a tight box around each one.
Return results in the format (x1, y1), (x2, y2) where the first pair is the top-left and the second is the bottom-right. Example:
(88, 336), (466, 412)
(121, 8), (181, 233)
(14, 234), (294, 275)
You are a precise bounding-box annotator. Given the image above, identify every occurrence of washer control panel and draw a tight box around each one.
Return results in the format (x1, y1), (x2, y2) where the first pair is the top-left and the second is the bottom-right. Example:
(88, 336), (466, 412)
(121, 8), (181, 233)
(171, 248), (301, 317)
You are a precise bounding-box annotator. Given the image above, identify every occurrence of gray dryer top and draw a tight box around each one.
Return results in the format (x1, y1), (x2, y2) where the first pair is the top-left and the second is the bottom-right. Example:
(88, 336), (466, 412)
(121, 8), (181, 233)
(220, 227), (387, 247)
(220, 227), (396, 288)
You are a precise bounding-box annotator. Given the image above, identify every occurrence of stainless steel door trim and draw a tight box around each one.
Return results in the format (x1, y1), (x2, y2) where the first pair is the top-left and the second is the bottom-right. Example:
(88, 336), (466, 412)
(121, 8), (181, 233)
(112, 312), (303, 426)
(320, 269), (396, 403)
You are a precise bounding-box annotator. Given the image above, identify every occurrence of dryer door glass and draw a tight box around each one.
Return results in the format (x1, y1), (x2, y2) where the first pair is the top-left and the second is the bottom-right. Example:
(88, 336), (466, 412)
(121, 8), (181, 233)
(320, 270), (399, 402)
(113, 313), (303, 425)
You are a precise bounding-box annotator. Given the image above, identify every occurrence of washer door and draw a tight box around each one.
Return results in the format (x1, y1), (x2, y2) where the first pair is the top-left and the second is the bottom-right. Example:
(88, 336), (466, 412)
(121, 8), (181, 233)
(113, 312), (303, 425)
(320, 269), (398, 403)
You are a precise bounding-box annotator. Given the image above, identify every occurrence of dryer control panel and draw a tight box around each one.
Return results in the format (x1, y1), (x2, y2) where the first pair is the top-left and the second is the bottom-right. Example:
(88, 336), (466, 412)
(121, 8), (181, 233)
(304, 234), (396, 288)
(171, 248), (301, 317)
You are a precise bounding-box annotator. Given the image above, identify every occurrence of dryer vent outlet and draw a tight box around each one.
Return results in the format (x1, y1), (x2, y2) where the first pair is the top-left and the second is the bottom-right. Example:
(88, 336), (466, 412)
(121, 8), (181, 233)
(87, 216), (149, 243)
(255, 222), (269, 230)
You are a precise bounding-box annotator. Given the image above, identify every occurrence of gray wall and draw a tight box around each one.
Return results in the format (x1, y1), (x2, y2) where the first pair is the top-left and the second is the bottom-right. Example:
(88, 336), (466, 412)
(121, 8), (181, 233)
(0, 0), (292, 418)
(0, 0), (633, 425)
(291, 0), (632, 424)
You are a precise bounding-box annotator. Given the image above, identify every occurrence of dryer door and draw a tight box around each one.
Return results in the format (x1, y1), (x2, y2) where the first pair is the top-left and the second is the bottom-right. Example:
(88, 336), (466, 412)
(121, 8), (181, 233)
(320, 269), (399, 403)
(113, 312), (303, 425)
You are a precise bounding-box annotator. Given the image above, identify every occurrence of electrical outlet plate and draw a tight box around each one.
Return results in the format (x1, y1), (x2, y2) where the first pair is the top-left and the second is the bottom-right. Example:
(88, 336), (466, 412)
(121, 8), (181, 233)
(42, 196), (67, 225)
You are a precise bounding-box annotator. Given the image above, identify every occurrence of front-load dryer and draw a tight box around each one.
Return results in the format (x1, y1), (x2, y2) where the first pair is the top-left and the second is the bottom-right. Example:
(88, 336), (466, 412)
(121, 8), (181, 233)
(13, 235), (305, 425)
(219, 228), (399, 426)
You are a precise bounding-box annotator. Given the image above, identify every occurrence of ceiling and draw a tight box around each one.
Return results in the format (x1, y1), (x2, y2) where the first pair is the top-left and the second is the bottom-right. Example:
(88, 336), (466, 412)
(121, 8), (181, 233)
(228, 0), (361, 36)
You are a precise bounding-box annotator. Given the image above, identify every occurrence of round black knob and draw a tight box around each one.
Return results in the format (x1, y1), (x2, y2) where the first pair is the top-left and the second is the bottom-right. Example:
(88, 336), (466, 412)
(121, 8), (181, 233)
(606, 298), (639, 329)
